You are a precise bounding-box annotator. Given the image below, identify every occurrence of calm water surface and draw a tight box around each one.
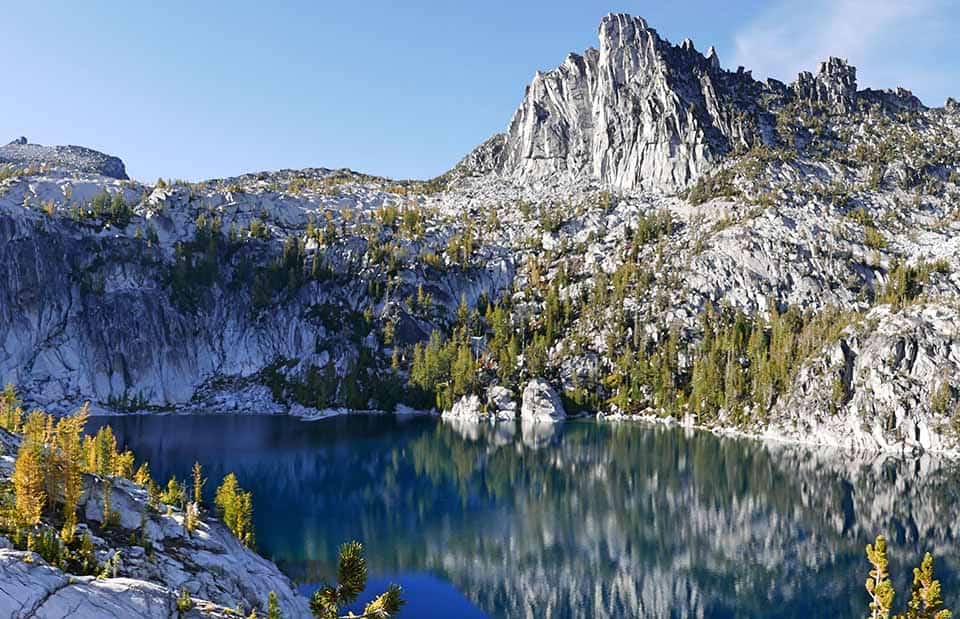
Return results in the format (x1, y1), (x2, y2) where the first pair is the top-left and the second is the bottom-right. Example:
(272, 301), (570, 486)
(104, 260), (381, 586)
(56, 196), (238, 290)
(88, 414), (960, 618)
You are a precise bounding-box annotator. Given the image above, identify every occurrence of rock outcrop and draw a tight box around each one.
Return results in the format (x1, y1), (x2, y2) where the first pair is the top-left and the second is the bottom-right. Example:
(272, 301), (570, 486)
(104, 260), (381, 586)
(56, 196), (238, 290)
(771, 304), (960, 455)
(0, 138), (128, 179)
(521, 379), (565, 423)
(486, 385), (517, 420)
(0, 427), (310, 618)
(443, 394), (484, 421)
(462, 13), (759, 191)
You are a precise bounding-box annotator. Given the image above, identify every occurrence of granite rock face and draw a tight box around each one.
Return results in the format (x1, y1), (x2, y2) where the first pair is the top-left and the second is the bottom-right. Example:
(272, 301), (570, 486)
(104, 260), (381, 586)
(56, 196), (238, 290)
(0, 138), (128, 179)
(521, 379), (566, 423)
(770, 304), (960, 455)
(443, 393), (485, 421)
(461, 13), (930, 192)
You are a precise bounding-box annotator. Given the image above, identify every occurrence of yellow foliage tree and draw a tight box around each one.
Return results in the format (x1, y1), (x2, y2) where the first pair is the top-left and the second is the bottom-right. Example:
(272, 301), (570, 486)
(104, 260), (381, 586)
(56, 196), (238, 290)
(13, 445), (45, 526)
(56, 405), (89, 542)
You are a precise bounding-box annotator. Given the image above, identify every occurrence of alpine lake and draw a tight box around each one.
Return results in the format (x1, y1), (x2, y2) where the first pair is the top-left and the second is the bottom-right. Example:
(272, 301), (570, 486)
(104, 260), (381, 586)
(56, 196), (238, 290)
(87, 414), (960, 618)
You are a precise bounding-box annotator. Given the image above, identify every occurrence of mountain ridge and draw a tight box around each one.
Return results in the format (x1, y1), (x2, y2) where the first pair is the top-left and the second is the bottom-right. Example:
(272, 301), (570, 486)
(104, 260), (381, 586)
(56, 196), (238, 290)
(458, 12), (934, 192)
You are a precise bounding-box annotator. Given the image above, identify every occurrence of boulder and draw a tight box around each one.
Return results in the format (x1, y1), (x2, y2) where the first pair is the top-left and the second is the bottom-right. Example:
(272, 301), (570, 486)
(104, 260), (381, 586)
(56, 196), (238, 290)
(486, 385), (517, 420)
(521, 380), (565, 423)
(443, 394), (485, 421)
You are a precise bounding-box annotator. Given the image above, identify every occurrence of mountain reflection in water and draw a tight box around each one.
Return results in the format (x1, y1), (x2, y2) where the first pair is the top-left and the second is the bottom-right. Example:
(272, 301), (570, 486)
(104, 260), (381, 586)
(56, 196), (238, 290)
(88, 414), (960, 619)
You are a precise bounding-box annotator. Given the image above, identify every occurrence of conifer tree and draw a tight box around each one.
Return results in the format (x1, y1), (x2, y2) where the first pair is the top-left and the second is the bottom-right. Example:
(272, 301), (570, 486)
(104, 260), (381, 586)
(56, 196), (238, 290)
(94, 426), (117, 478)
(134, 462), (153, 487)
(192, 461), (205, 507)
(267, 590), (282, 619)
(162, 476), (185, 508)
(114, 450), (135, 479)
(0, 383), (22, 432)
(902, 553), (952, 619)
(309, 541), (404, 619)
(13, 444), (45, 526)
(57, 405), (89, 542)
(867, 535), (895, 619)
(215, 473), (255, 546)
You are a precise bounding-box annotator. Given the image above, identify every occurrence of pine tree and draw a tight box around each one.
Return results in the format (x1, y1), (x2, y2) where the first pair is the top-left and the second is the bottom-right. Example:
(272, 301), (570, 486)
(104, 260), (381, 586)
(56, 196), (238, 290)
(57, 405), (89, 542)
(237, 490), (255, 547)
(176, 587), (194, 612)
(134, 462), (153, 487)
(102, 478), (117, 528)
(161, 477), (185, 508)
(88, 426), (118, 478)
(0, 383), (22, 432)
(215, 473), (255, 546)
(309, 541), (404, 619)
(114, 450), (135, 479)
(267, 591), (282, 619)
(867, 535), (895, 619)
(902, 553), (952, 619)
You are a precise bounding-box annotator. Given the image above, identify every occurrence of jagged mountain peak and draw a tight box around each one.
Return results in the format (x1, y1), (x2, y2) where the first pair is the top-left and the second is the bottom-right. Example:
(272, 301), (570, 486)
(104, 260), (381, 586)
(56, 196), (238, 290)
(459, 13), (759, 191)
(458, 13), (938, 193)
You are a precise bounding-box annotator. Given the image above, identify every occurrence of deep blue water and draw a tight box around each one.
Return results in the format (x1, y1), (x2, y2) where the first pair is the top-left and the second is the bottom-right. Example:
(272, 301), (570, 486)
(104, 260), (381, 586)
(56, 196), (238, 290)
(88, 414), (960, 618)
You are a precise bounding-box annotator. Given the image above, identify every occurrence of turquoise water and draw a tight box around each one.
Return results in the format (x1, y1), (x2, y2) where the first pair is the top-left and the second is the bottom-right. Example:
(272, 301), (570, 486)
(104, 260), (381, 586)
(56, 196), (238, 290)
(88, 414), (960, 618)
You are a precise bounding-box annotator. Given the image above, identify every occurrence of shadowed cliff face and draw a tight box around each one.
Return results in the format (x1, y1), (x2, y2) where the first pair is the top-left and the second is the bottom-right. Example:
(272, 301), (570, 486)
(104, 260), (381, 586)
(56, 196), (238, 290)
(94, 414), (960, 619)
(0, 174), (511, 414)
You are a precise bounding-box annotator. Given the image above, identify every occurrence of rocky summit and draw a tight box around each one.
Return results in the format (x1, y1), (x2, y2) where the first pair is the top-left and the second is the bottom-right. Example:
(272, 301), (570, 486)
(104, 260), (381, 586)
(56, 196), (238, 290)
(462, 14), (927, 192)
(0, 137), (128, 180)
(1, 15), (959, 450)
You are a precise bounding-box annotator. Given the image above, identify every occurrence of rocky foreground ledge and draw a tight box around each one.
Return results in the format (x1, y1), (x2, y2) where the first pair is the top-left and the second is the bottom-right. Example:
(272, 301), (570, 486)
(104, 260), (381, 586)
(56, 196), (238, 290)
(0, 428), (310, 618)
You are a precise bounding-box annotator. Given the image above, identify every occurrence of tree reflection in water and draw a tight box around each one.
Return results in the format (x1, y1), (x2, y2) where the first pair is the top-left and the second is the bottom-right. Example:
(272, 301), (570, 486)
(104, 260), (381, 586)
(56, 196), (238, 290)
(90, 414), (960, 619)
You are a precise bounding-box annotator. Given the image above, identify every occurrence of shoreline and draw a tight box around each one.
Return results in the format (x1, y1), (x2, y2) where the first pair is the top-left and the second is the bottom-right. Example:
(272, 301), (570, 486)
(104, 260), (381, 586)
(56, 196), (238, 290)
(87, 402), (960, 463)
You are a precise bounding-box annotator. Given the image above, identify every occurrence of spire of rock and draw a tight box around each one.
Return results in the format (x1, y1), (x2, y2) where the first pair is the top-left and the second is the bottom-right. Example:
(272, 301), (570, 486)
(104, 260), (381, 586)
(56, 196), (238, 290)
(705, 46), (720, 72)
(793, 57), (858, 113)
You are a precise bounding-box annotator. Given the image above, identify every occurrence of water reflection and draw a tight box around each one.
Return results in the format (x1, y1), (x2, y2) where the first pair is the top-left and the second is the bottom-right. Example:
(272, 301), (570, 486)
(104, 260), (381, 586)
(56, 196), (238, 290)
(89, 414), (960, 619)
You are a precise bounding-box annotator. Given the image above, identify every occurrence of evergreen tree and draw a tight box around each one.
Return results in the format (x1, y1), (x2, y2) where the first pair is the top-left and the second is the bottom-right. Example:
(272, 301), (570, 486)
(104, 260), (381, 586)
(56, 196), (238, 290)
(134, 462), (153, 487)
(192, 461), (205, 506)
(267, 590), (282, 619)
(867, 535), (895, 619)
(56, 405), (89, 542)
(902, 553), (952, 619)
(0, 383), (22, 431)
(309, 541), (404, 619)
(215, 473), (255, 547)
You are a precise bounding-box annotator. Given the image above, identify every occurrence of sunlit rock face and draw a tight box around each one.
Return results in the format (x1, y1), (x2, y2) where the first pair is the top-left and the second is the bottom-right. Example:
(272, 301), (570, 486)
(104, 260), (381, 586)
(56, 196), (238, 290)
(0, 138), (128, 179)
(461, 14), (930, 192)
(0, 168), (512, 415)
(463, 13), (758, 191)
(771, 304), (960, 453)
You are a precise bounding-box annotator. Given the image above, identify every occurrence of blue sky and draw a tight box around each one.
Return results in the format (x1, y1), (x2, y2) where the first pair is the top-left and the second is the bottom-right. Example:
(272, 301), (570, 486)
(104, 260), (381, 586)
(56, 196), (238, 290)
(1, 1), (956, 182)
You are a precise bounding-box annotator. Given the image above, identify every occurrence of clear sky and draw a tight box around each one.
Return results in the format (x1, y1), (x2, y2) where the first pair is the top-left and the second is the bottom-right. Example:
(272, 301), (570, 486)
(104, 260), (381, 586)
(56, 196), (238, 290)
(1, 1), (956, 182)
